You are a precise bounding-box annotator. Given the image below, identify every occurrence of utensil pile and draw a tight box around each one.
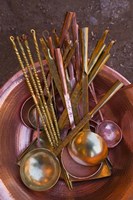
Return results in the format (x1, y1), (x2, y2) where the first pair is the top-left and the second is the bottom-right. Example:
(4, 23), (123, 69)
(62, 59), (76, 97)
(10, 11), (124, 191)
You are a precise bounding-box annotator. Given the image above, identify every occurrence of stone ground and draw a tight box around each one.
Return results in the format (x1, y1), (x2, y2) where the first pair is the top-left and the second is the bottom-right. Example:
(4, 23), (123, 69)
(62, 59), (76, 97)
(0, 0), (133, 87)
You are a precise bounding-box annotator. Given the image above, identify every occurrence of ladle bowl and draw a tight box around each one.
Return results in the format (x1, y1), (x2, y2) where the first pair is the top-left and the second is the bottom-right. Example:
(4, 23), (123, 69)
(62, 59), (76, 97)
(20, 148), (61, 191)
(68, 129), (108, 166)
(96, 120), (122, 148)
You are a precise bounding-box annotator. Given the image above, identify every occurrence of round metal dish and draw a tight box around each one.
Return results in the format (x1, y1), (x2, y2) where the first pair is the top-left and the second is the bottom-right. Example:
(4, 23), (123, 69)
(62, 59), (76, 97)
(61, 147), (102, 180)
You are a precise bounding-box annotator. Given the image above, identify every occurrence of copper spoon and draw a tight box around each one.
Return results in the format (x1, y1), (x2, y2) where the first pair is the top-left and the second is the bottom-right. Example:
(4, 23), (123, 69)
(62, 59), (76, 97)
(90, 82), (123, 148)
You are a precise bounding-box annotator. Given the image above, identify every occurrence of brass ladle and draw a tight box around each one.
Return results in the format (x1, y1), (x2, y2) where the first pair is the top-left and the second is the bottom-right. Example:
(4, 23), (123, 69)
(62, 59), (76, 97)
(68, 30), (117, 167)
(55, 80), (123, 158)
(10, 33), (73, 190)
(68, 27), (108, 166)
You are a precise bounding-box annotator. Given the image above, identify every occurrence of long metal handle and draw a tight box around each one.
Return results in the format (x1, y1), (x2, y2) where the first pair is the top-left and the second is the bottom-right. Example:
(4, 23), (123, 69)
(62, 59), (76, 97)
(59, 12), (74, 47)
(55, 48), (75, 129)
(89, 83), (104, 121)
(10, 36), (55, 148)
(80, 27), (89, 129)
(88, 29), (109, 74)
(88, 40), (115, 85)
(90, 80), (123, 117)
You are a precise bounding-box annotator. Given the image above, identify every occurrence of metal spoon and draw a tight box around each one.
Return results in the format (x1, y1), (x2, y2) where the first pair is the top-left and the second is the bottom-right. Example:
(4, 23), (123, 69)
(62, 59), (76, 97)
(10, 35), (73, 190)
(68, 27), (108, 166)
(65, 81), (123, 166)
(90, 82), (123, 148)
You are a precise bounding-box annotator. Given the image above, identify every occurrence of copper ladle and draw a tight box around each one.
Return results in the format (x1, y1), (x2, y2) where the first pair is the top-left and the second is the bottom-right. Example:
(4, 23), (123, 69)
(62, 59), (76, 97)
(90, 82), (123, 148)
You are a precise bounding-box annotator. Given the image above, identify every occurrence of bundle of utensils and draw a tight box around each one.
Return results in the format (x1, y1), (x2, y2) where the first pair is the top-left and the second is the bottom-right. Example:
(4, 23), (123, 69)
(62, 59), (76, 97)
(10, 12), (124, 191)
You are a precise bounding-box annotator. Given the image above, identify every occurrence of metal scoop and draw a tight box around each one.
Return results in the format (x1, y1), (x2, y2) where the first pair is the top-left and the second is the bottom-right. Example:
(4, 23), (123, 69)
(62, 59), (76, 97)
(90, 82), (123, 148)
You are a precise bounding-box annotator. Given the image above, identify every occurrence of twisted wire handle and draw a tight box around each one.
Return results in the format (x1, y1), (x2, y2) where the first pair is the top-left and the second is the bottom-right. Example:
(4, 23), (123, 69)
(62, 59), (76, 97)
(10, 36), (54, 148)
(31, 29), (60, 140)
(17, 36), (57, 146)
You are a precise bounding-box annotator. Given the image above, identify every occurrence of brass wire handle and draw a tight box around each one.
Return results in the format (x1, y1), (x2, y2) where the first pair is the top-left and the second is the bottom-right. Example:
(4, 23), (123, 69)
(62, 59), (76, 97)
(10, 36), (54, 148)
(31, 29), (60, 140)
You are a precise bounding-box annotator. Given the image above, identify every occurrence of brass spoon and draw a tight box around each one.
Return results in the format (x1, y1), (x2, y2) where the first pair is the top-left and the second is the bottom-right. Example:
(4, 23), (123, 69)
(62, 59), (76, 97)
(87, 28), (120, 148)
(54, 43), (107, 167)
(10, 35), (73, 190)
(68, 27), (108, 166)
